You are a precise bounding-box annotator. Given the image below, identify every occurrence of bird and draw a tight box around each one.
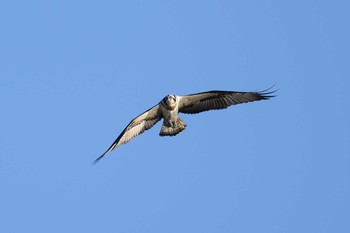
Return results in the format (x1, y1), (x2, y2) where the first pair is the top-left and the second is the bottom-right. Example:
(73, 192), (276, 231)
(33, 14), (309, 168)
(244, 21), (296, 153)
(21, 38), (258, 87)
(93, 87), (276, 164)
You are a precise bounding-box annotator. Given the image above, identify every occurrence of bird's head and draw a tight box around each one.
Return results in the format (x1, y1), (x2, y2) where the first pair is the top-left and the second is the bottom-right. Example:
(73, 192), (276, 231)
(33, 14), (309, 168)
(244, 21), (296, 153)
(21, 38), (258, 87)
(162, 94), (177, 110)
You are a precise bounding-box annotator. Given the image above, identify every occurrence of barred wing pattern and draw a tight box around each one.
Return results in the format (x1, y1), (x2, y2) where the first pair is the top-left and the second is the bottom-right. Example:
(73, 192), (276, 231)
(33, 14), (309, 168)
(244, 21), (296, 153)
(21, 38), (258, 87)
(93, 104), (162, 164)
(178, 89), (275, 114)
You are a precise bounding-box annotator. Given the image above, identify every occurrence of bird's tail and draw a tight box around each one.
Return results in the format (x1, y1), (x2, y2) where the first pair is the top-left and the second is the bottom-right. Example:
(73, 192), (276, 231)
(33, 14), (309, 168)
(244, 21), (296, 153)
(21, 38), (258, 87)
(159, 117), (187, 136)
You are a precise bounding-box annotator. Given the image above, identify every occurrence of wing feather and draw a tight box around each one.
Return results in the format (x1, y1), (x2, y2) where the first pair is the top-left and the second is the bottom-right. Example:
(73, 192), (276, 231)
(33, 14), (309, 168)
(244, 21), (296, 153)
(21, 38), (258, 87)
(178, 88), (276, 114)
(93, 104), (162, 164)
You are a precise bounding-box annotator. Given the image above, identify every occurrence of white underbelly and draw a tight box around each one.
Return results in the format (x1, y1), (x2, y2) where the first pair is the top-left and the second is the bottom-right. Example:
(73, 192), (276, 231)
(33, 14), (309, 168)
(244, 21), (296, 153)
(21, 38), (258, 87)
(162, 108), (178, 123)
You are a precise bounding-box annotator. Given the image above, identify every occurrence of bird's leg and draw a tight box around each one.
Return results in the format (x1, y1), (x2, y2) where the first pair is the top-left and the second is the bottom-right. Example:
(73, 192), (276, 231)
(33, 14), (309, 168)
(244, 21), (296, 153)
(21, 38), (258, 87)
(169, 120), (177, 128)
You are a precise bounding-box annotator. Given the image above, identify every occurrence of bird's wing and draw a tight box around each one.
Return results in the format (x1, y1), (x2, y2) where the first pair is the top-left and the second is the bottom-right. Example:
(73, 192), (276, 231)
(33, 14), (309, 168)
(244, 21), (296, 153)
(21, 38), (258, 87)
(178, 88), (276, 114)
(93, 104), (162, 164)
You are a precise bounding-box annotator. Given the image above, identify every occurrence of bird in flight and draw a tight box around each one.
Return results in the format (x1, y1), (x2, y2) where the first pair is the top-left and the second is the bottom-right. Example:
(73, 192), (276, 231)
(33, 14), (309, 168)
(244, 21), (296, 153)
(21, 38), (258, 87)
(94, 87), (276, 164)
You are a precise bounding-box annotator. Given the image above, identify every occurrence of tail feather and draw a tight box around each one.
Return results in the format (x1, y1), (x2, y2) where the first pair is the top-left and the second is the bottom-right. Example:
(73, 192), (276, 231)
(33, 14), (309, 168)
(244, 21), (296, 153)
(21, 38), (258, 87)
(159, 117), (187, 136)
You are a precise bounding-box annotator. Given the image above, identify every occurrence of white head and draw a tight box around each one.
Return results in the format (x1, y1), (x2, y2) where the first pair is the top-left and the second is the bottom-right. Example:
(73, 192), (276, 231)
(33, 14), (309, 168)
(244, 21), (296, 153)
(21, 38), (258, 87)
(162, 94), (177, 110)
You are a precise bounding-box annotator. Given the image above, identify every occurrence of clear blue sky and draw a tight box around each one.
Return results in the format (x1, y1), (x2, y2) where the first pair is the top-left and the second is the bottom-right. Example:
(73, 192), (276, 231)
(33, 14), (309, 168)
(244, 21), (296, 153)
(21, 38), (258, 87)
(1, 1), (349, 232)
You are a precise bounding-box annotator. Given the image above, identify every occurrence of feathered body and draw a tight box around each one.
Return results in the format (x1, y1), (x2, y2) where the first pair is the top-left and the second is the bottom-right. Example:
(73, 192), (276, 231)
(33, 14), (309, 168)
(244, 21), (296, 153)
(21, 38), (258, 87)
(159, 95), (187, 136)
(93, 88), (276, 164)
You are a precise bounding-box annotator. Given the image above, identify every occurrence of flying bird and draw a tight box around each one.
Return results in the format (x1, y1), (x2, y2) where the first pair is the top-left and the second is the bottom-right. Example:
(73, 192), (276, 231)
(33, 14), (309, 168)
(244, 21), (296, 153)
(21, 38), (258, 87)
(94, 88), (276, 164)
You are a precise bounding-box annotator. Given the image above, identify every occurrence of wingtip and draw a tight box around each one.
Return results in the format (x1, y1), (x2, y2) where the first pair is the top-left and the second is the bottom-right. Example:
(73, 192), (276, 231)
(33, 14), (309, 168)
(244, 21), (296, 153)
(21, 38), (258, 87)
(257, 83), (278, 99)
(91, 156), (103, 166)
(92, 150), (109, 166)
(92, 141), (119, 165)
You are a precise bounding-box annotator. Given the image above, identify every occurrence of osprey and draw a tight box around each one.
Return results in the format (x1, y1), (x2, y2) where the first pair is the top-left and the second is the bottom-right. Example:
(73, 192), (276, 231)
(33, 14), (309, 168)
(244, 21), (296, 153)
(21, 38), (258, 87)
(94, 88), (275, 164)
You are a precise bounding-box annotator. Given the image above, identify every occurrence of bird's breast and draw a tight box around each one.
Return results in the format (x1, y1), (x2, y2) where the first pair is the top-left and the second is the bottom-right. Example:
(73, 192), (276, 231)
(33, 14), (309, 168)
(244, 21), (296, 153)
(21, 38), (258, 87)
(166, 102), (176, 110)
(161, 106), (179, 122)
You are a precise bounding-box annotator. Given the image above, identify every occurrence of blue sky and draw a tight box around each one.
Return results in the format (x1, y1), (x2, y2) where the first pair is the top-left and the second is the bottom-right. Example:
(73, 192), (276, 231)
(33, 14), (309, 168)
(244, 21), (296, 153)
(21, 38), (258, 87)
(1, 0), (349, 232)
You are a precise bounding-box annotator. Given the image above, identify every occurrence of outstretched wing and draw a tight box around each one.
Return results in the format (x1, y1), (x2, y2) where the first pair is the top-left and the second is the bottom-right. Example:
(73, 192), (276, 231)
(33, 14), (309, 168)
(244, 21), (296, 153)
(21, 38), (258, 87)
(93, 104), (162, 164)
(178, 88), (276, 114)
